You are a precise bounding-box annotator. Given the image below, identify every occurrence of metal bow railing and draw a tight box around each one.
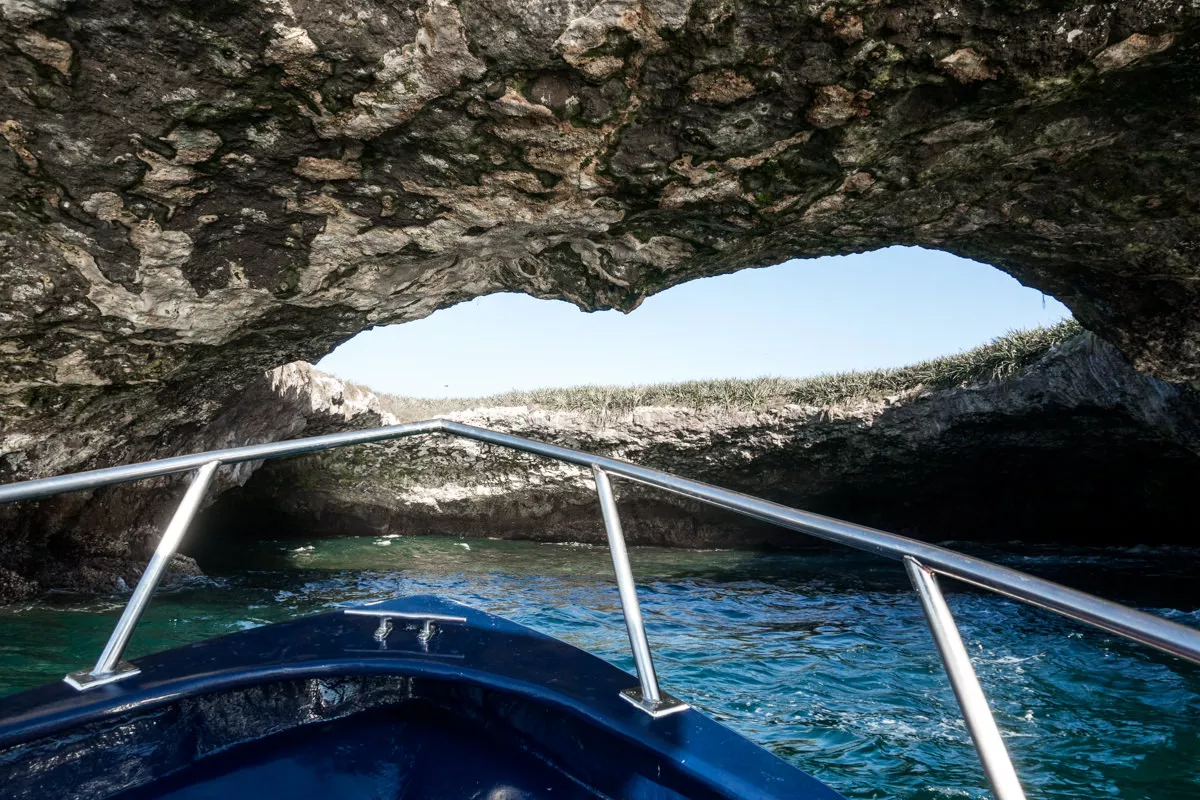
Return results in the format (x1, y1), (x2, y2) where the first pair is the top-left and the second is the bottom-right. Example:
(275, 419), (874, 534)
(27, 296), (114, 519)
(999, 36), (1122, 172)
(2, 419), (1199, 800)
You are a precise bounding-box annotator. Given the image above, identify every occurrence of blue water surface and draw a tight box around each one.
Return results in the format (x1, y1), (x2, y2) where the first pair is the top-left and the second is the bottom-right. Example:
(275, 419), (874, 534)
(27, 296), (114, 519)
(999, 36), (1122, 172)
(1, 537), (1196, 799)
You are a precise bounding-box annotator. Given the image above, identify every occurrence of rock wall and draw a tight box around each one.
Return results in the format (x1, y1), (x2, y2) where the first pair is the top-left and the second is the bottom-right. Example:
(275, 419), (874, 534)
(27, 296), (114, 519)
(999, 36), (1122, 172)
(195, 333), (1200, 557)
(2, 1), (1199, 490)
(2, 1), (1200, 595)
(0, 363), (394, 597)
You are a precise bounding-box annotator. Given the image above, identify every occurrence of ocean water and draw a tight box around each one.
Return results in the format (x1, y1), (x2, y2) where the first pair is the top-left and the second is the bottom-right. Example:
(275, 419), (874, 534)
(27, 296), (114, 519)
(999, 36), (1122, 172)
(0, 536), (1197, 799)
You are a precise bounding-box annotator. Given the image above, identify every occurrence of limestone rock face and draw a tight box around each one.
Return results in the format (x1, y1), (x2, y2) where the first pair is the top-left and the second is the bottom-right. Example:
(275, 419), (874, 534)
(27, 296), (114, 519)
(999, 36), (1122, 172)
(200, 334), (1200, 554)
(1, 2), (1199, 592)
(0, 361), (394, 598)
(2, 2), (1199, 482)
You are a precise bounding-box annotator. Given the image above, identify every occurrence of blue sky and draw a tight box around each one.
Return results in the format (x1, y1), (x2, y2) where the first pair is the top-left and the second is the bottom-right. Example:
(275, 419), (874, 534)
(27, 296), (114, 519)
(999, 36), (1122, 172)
(317, 246), (1070, 398)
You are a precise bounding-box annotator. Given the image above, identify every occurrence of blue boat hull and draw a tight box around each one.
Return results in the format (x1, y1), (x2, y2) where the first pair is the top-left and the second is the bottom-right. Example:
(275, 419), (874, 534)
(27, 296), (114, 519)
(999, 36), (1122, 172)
(0, 596), (844, 799)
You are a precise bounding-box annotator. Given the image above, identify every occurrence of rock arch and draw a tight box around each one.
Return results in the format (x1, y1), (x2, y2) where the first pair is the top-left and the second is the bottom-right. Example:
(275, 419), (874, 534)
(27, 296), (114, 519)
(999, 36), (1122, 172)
(1, 0), (1198, 594)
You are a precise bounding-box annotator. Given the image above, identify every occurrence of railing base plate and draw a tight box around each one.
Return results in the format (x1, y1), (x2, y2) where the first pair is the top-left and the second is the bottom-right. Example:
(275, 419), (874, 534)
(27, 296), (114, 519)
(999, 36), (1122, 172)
(63, 661), (140, 691)
(621, 687), (689, 718)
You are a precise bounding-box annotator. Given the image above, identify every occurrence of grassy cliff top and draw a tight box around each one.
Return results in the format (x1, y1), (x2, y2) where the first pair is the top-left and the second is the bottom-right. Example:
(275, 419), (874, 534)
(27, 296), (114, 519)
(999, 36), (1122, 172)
(371, 320), (1082, 421)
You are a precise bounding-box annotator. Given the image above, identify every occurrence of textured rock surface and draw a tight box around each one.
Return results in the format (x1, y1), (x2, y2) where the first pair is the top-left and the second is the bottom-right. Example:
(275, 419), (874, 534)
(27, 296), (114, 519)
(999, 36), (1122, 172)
(0, 362), (393, 598)
(2, 2), (1200, 484)
(2, 2), (1199, 593)
(197, 334), (1200, 557)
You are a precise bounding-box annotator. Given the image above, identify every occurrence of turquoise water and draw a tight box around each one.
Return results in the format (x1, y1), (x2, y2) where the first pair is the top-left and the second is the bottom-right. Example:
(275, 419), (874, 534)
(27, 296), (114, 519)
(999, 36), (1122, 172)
(1, 536), (1197, 799)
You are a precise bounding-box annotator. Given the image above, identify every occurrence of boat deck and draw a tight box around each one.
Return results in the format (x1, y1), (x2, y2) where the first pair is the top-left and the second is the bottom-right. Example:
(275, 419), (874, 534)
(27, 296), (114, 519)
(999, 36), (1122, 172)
(0, 596), (843, 800)
(117, 702), (600, 800)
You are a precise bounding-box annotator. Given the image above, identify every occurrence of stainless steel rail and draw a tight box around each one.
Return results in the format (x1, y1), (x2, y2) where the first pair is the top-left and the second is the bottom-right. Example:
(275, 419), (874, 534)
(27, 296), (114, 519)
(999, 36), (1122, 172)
(0, 420), (444, 504)
(905, 557), (1025, 800)
(593, 466), (687, 717)
(3, 419), (1198, 798)
(63, 460), (222, 691)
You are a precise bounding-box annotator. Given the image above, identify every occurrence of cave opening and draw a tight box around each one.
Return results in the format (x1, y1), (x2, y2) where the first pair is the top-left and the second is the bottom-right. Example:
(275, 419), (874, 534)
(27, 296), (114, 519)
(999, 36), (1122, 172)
(313, 246), (1070, 400)
(188, 246), (1200, 562)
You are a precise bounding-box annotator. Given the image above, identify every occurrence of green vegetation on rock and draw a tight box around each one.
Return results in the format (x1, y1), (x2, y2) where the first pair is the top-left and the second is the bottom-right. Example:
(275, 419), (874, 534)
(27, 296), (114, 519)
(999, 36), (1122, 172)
(374, 320), (1083, 420)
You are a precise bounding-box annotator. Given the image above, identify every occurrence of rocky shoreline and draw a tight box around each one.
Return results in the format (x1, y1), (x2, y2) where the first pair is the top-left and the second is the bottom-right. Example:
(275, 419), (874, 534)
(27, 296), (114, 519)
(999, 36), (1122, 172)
(3, 327), (1200, 602)
(198, 329), (1200, 557)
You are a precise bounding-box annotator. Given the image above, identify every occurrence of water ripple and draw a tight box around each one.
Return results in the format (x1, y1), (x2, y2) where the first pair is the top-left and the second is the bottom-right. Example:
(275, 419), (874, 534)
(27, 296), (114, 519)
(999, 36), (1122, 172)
(0, 537), (1197, 799)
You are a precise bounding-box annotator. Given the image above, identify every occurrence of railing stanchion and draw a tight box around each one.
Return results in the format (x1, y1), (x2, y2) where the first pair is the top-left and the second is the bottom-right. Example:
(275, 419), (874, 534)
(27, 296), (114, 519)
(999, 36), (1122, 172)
(592, 465), (687, 717)
(64, 460), (222, 690)
(3, 413), (1189, 755)
(905, 556), (1026, 800)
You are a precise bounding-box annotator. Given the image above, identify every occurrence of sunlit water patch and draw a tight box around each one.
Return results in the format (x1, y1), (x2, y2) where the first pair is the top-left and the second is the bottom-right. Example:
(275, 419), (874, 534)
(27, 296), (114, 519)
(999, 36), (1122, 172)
(1, 537), (1197, 799)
